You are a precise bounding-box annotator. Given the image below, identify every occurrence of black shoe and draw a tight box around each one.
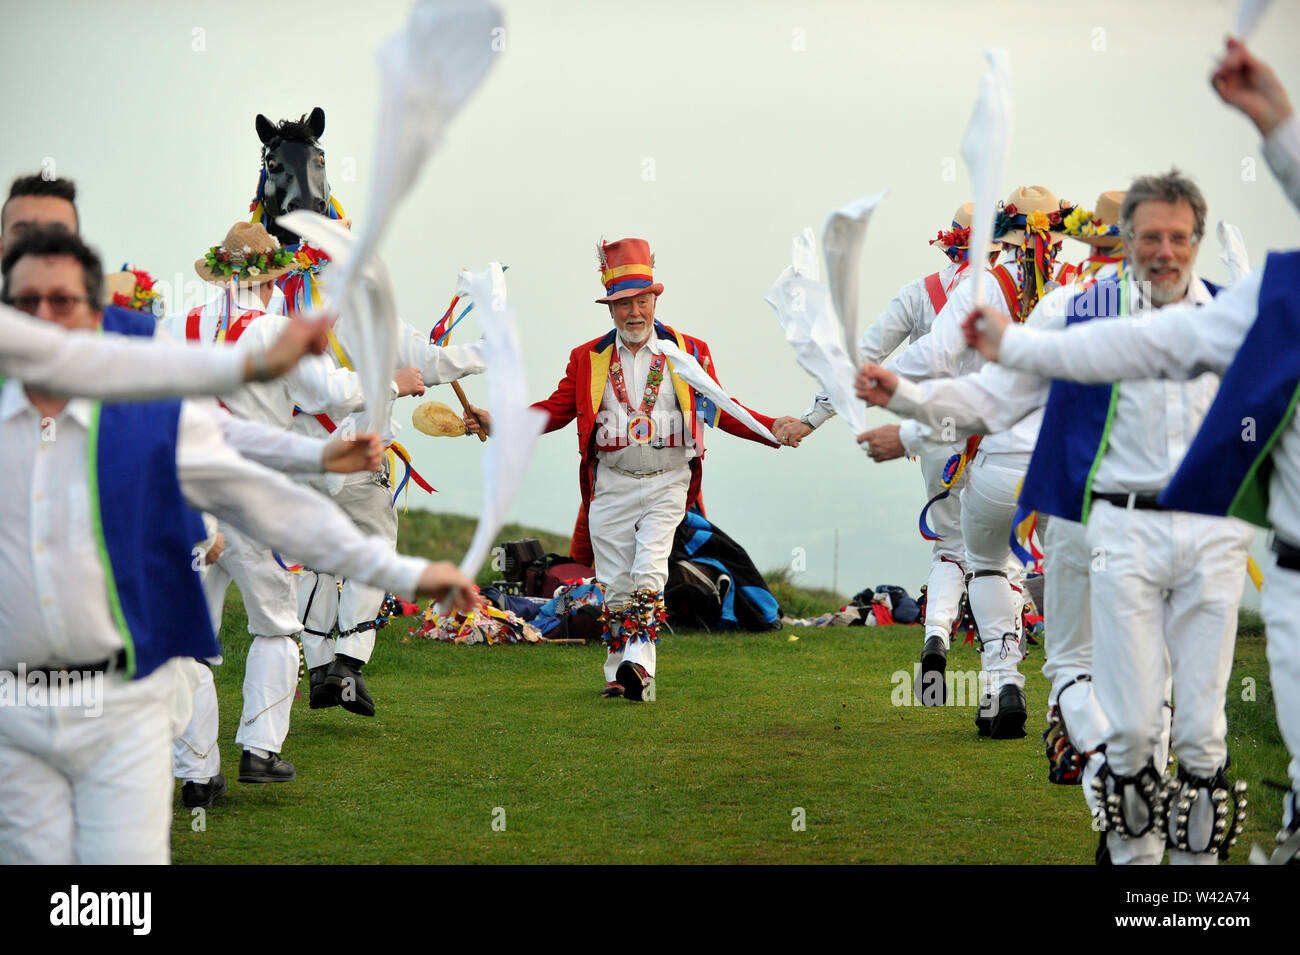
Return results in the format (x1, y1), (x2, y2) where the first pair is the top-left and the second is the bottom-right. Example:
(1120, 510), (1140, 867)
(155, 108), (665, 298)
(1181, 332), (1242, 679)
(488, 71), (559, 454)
(309, 664), (341, 710)
(181, 773), (227, 809)
(990, 684), (1027, 739)
(325, 654), (375, 717)
(616, 661), (650, 702)
(1095, 828), (1112, 865)
(238, 750), (296, 783)
(915, 635), (948, 706)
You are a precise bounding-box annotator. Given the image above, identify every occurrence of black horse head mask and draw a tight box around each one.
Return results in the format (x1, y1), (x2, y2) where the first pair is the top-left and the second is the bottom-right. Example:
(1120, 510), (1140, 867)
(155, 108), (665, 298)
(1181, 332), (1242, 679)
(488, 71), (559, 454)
(254, 106), (331, 245)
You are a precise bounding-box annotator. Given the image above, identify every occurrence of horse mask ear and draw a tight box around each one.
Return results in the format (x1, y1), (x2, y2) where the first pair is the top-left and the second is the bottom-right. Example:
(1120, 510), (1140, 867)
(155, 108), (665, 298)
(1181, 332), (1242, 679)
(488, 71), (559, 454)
(255, 114), (276, 145)
(307, 107), (325, 141)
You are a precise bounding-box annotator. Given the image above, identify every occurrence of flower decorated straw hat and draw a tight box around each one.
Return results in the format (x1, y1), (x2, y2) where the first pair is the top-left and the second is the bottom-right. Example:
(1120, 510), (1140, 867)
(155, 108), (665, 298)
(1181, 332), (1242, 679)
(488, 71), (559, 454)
(102, 264), (162, 313)
(195, 221), (296, 286)
(995, 186), (1074, 248)
(595, 237), (664, 304)
(930, 202), (974, 261)
(1064, 190), (1126, 249)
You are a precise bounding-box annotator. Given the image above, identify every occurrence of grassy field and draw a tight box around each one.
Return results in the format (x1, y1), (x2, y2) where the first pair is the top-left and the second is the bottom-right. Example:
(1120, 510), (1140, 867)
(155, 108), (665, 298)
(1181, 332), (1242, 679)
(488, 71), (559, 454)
(170, 514), (1290, 865)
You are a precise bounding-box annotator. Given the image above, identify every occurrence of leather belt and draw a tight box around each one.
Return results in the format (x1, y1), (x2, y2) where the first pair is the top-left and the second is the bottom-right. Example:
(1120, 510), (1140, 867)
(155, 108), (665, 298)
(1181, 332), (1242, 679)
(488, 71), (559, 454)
(1092, 491), (1165, 511)
(1273, 536), (1300, 572)
(599, 461), (690, 480)
(5, 649), (128, 676)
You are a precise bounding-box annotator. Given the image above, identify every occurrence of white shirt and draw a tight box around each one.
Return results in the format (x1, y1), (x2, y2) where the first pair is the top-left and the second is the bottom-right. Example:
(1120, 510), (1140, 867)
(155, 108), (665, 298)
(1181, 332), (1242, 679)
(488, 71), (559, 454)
(0, 379), (428, 669)
(997, 268), (1300, 542)
(802, 260), (968, 428)
(597, 333), (693, 474)
(0, 303), (243, 398)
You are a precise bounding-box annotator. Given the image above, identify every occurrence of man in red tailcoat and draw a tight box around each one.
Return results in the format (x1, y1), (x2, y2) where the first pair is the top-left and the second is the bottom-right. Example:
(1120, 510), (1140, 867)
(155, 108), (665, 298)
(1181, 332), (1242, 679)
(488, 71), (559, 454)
(465, 238), (782, 700)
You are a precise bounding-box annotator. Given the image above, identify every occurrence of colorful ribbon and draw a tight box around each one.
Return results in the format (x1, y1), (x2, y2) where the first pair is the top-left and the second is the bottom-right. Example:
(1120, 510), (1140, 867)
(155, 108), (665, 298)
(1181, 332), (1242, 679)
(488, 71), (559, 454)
(918, 436), (981, 540)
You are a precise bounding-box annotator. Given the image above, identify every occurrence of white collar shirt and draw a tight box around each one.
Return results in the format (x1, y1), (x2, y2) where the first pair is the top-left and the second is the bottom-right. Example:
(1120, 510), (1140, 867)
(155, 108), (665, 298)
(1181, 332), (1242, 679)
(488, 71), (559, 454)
(597, 332), (696, 474)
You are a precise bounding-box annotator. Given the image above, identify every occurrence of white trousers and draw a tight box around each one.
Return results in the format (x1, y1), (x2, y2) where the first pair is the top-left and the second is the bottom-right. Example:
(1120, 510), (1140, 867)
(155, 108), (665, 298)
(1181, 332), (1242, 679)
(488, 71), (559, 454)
(173, 661), (220, 783)
(961, 451), (1029, 690)
(1262, 554), (1300, 802)
(206, 523), (301, 755)
(588, 463), (690, 682)
(1087, 503), (1251, 865)
(1040, 516), (1109, 754)
(0, 661), (180, 864)
(919, 441), (968, 646)
(298, 471), (398, 668)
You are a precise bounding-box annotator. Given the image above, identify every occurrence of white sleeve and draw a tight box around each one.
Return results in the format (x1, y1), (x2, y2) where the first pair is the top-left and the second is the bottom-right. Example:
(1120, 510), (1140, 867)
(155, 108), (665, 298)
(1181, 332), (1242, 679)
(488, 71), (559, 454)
(999, 272), (1261, 383)
(898, 419), (933, 456)
(175, 402), (428, 598)
(397, 319), (487, 384)
(858, 280), (925, 365)
(0, 305), (245, 397)
(1263, 113), (1300, 215)
(887, 362), (1049, 438)
(245, 317), (366, 418)
(201, 404), (328, 473)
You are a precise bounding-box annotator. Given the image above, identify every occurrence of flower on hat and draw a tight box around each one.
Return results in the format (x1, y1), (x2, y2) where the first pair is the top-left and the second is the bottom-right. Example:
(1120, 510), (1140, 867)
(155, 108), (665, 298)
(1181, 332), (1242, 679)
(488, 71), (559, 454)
(1025, 210), (1050, 234)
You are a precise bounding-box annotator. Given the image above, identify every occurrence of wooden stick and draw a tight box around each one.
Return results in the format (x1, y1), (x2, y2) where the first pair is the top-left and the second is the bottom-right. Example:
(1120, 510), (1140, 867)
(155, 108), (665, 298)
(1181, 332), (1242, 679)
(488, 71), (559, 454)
(452, 381), (488, 442)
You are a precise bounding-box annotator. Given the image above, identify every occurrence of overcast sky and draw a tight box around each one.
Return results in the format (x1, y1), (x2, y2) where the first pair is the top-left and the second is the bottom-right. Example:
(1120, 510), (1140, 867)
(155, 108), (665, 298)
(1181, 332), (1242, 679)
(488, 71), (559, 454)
(4, 0), (1296, 603)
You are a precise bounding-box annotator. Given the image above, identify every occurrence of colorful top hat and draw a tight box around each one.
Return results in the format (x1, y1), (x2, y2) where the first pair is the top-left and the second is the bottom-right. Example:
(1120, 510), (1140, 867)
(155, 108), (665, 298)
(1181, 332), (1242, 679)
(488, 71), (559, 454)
(1064, 191), (1126, 249)
(595, 237), (665, 304)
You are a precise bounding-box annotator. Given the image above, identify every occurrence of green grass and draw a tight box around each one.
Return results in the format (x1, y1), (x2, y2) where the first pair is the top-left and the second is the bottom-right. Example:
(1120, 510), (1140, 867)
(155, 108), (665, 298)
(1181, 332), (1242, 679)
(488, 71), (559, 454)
(172, 561), (1290, 863)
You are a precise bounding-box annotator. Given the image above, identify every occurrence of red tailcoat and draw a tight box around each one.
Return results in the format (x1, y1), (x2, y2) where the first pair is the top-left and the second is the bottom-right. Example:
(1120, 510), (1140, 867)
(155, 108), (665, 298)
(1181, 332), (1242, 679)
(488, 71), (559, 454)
(532, 321), (778, 565)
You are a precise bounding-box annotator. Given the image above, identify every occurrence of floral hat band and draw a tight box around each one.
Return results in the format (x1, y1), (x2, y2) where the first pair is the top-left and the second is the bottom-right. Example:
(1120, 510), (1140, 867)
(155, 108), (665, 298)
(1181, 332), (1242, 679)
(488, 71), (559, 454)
(195, 221), (295, 286)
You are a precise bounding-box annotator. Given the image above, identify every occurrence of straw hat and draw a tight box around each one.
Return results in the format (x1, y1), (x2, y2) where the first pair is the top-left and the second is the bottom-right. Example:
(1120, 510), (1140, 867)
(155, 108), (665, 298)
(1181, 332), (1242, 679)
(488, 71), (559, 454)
(195, 221), (295, 286)
(930, 202), (974, 259)
(995, 186), (1072, 248)
(101, 265), (162, 313)
(595, 237), (664, 304)
(412, 400), (467, 437)
(1064, 191), (1126, 249)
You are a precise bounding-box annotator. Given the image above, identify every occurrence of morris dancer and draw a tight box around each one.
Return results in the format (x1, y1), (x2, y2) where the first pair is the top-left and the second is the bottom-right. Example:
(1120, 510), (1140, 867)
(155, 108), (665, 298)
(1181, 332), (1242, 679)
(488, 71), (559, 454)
(948, 169), (1252, 865)
(866, 186), (1074, 738)
(770, 204), (983, 704)
(463, 238), (782, 700)
(159, 220), (422, 784)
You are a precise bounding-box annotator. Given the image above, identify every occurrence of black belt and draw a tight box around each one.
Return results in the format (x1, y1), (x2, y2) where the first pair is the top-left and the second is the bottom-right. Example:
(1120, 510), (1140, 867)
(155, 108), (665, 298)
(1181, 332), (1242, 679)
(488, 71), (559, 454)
(1273, 536), (1300, 572)
(1092, 491), (1166, 511)
(6, 649), (128, 676)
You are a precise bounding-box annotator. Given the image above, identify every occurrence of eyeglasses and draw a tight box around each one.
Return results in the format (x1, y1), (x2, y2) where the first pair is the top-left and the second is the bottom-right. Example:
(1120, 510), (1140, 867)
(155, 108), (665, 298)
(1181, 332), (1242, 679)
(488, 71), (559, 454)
(3, 292), (92, 317)
(1133, 232), (1197, 252)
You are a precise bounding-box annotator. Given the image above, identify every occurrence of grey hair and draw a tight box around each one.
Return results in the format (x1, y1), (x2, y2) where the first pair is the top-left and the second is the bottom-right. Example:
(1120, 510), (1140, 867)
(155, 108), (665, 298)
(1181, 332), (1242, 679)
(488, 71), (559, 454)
(1120, 169), (1207, 241)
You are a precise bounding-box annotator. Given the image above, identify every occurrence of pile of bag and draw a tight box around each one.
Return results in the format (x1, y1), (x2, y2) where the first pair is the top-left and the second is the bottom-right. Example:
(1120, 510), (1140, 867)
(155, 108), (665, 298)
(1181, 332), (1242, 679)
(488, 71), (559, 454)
(411, 591), (543, 645)
(782, 585), (922, 628)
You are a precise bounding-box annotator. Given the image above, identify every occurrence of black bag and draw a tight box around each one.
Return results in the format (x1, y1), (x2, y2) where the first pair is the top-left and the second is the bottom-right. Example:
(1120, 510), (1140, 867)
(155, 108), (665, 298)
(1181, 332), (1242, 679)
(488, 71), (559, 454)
(500, 539), (544, 583)
(665, 559), (732, 630)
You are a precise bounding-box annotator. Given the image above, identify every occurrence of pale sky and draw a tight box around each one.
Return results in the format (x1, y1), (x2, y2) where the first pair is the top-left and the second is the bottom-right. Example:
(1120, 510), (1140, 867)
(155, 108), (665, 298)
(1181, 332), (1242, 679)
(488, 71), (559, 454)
(4, 0), (1296, 603)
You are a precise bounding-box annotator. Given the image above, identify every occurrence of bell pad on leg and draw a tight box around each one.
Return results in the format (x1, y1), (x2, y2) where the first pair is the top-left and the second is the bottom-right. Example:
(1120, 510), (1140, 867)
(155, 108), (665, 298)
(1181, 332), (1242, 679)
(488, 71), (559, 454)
(1164, 764), (1247, 858)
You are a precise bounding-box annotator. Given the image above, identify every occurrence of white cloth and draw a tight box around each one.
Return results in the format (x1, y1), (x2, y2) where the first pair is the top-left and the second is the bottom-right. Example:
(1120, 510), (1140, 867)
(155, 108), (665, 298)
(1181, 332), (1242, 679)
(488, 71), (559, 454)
(1262, 553), (1300, 795)
(0, 303), (243, 398)
(0, 660), (180, 864)
(801, 261), (968, 428)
